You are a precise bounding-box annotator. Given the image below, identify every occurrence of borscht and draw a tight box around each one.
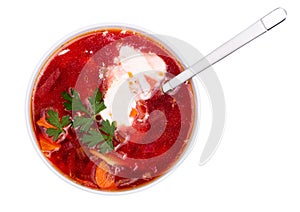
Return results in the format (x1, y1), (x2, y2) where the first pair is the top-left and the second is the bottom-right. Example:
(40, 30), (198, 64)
(29, 26), (195, 192)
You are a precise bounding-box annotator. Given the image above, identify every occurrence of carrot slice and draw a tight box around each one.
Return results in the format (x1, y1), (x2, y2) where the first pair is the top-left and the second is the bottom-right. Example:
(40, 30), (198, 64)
(39, 135), (61, 152)
(127, 71), (133, 78)
(95, 161), (116, 190)
(37, 115), (55, 129)
(129, 108), (138, 118)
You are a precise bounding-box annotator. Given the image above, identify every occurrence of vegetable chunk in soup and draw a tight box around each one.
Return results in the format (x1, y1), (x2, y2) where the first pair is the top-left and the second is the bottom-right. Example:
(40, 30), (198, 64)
(30, 28), (195, 192)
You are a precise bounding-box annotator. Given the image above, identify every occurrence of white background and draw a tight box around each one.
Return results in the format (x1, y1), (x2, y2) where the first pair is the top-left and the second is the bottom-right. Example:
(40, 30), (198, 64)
(1, 0), (299, 211)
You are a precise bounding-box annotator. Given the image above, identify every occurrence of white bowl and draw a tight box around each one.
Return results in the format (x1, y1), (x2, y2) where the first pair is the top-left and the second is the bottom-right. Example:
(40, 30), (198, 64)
(26, 23), (225, 195)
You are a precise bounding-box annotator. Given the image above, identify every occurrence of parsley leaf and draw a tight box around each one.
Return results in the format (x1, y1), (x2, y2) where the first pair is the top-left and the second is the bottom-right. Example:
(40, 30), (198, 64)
(62, 88), (89, 114)
(89, 88), (106, 114)
(82, 130), (104, 147)
(100, 120), (116, 136)
(99, 141), (114, 153)
(73, 116), (94, 133)
(61, 115), (71, 127)
(81, 120), (116, 153)
(46, 128), (62, 141)
(45, 109), (70, 141)
(98, 120), (116, 153)
(46, 109), (61, 128)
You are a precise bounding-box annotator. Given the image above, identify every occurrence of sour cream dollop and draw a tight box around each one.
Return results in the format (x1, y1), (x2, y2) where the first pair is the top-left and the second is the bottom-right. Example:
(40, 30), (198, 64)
(100, 45), (167, 127)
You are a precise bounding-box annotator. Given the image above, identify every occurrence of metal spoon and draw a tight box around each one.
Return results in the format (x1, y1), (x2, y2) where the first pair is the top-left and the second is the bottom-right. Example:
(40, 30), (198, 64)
(162, 7), (287, 93)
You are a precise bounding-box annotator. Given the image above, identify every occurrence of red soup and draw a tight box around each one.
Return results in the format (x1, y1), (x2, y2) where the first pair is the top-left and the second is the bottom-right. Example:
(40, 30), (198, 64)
(30, 27), (195, 192)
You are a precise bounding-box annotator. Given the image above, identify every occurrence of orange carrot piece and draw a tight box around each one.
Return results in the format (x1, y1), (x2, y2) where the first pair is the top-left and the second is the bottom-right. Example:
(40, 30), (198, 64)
(129, 108), (138, 118)
(37, 116), (55, 129)
(39, 135), (61, 152)
(127, 71), (133, 78)
(95, 161), (116, 190)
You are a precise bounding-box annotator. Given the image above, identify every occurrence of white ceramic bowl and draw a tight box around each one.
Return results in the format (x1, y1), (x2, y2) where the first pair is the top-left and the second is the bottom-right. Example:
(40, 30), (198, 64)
(26, 23), (224, 194)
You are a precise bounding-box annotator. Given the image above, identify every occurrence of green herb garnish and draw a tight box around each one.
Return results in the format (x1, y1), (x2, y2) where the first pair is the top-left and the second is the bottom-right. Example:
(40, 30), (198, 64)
(89, 88), (106, 115)
(62, 88), (89, 114)
(73, 116), (94, 133)
(81, 119), (116, 153)
(100, 119), (117, 141)
(99, 120), (117, 153)
(44, 88), (117, 153)
(82, 129), (105, 147)
(45, 109), (71, 141)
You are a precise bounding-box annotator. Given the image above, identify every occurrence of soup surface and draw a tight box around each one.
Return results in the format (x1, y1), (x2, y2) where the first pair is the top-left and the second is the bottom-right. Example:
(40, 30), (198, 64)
(30, 28), (195, 192)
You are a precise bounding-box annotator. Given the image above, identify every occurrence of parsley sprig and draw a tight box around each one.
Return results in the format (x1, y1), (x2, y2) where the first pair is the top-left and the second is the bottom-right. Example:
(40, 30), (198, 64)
(88, 88), (106, 115)
(44, 88), (116, 153)
(62, 88), (89, 114)
(82, 120), (117, 152)
(45, 109), (71, 141)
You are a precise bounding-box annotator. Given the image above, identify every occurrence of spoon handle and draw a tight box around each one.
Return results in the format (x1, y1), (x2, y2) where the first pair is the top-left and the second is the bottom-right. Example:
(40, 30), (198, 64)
(162, 7), (287, 93)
